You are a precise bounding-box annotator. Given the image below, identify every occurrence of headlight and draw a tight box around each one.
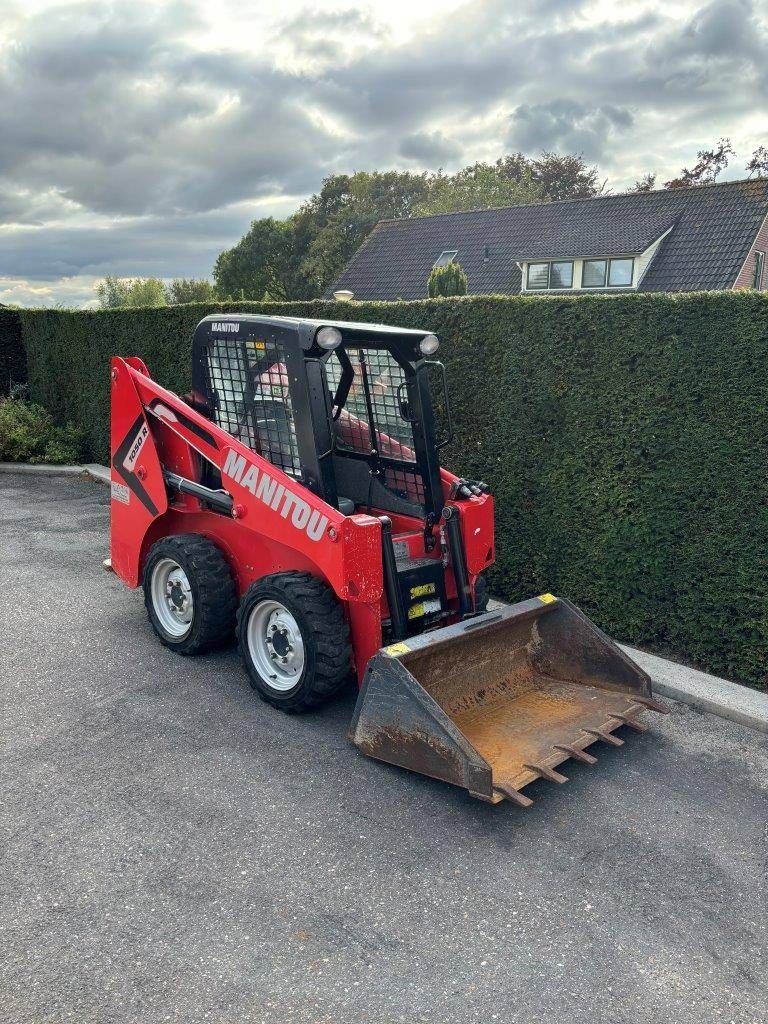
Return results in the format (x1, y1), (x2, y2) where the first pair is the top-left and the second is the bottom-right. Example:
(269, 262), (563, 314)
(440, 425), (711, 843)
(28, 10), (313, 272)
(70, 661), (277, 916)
(419, 333), (439, 356)
(316, 326), (342, 350)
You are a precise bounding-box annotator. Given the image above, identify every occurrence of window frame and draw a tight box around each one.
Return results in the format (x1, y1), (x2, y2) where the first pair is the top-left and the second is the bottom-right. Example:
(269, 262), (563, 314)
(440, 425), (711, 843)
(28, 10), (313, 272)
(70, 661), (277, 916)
(550, 260), (574, 289)
(524, 256), (637, 291)
(433, 249), (458, 270)
(753, 251), (765, 290)
(582, 259), (608, 288)
(526, 262), (550, 290)
(608, 258), (634, 287)
(525, 260), (574, 291)
(582, 257), (635, 289)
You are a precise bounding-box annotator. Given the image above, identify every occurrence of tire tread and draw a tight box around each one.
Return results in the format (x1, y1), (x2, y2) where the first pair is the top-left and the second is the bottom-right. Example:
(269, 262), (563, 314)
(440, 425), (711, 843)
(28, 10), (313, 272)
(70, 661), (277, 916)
(237, 571), (351, 713)
(143, 534), (237, 655)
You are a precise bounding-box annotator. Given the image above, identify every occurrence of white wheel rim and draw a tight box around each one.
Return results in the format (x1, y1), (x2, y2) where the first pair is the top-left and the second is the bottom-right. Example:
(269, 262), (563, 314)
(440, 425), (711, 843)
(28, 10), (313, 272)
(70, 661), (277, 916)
(151, 558), (193, 639)
(246, 599), (305, 692)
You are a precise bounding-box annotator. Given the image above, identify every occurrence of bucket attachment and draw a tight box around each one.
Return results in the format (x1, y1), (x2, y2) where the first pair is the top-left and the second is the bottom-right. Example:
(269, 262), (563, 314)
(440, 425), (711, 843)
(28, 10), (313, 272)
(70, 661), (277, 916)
(349, 595), (667, 806)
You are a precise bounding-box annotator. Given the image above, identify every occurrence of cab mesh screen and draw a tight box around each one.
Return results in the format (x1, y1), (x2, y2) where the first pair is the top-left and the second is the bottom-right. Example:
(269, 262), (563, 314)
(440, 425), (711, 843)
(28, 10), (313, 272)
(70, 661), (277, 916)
(326, 348), (416, 459)
(326, 348), (425, 505)
(206, 336), (301, 477)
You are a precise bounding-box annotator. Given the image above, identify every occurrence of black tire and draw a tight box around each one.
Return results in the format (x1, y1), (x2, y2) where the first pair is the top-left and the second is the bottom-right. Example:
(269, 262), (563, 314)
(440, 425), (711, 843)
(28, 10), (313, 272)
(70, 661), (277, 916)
(474, 573), (490, 613)
(142, 534), (237, 655)
(237, 571), (352, 713)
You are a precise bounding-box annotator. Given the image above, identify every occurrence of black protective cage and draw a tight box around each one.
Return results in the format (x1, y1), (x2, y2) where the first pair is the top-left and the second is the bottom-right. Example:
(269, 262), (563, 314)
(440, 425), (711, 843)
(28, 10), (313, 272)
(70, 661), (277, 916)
(191, 314), (449, 522)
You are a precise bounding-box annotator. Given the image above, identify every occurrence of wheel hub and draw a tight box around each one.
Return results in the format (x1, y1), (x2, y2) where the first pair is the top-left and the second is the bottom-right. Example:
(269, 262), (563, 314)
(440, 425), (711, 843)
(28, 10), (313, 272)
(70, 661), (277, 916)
(247, 600), (305, 690)
(168, 579), (188, 612)
(151, 558), (194, 639)
(267, 624), (292, 659)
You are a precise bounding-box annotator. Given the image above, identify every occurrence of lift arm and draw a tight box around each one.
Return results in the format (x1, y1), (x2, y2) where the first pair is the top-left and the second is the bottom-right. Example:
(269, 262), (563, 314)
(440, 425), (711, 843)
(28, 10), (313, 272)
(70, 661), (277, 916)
(109, 356), (384, 605)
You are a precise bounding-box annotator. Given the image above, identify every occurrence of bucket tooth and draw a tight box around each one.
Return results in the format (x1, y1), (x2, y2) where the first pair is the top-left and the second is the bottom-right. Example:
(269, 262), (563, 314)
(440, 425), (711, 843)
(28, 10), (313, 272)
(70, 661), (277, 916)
(523, 762), (568, 784)
(585, 727), (624, 747)
(610, 711), (648, 732)
(631, 694), (669, 714)
(494, 785), (534, 808)
(554, 743), (597, 765)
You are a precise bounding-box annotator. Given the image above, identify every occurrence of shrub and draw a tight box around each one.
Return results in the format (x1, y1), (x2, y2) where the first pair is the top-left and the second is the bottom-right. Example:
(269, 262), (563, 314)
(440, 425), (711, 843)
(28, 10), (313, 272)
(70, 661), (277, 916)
(0, 397), (84, 464)
(428, 261), (468, 297)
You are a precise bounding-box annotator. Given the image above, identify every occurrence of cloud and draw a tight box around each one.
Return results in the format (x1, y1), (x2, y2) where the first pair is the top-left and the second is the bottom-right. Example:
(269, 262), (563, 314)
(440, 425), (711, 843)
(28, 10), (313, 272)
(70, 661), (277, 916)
(507, 101), (635, 163)
(275, 7), (389, 68)
(1, 0), (767, 305)
(0, 5), (338, 219)
(399, 132), (461, 165)
(660, 0), (764, 63)
(0, 202), (295, 281)
(0, 275), (101, 309)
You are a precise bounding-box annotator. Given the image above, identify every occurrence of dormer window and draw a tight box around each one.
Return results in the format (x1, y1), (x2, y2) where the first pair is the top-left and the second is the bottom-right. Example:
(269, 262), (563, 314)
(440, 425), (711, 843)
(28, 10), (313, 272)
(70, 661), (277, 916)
(526, 260), (574, 290)
(550, 261), (574, 288)
(582, 260), (607, 287)
(433, 250), (458, 269)
(609, 258), (634, 286)
(522, 255), (639, 291)
(583, 258), (634, 288)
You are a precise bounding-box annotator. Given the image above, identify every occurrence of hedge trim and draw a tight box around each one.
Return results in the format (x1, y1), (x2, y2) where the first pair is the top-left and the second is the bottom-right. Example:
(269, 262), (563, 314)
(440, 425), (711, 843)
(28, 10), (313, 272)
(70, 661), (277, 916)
(0, 307), (25, 394)
(7, 291), (768, 689)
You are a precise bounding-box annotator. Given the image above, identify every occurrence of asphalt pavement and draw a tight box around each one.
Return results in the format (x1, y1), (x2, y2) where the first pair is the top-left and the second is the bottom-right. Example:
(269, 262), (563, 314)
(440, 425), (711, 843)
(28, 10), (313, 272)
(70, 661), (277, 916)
(1, 472), (766, 1024)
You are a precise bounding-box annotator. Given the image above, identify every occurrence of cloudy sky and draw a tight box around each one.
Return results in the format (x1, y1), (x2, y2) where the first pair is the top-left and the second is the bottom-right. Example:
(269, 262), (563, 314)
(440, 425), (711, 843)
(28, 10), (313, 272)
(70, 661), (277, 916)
(1, 0), (765, 307)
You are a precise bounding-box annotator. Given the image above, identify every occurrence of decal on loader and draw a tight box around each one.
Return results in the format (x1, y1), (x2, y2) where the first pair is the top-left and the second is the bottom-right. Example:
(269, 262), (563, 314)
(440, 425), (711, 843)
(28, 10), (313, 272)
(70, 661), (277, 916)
(222, 449), (328, 541)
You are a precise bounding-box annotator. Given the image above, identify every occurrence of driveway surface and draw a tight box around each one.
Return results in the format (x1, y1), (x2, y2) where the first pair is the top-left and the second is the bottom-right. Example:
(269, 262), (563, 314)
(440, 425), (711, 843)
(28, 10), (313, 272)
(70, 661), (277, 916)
(1, 472), (766, 1024)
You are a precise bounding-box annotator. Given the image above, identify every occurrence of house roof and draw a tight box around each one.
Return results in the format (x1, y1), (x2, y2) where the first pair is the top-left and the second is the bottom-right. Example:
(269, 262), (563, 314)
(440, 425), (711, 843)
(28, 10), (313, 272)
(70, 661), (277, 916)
(326, 177), (768, 299)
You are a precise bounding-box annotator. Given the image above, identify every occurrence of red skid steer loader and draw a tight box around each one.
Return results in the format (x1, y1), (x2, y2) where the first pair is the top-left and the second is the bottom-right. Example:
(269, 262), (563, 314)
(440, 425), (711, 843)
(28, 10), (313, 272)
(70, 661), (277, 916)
(109, 314), (665, 806)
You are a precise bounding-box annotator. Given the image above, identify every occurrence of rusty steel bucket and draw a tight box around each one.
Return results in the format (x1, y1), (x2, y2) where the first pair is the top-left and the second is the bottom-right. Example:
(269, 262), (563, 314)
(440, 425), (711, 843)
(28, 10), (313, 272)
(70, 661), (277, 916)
(349, 594), (667, 806)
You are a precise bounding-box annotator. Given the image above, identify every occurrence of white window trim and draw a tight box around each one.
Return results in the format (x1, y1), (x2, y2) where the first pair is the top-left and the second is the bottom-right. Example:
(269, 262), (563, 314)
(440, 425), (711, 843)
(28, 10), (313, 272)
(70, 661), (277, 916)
(581, 259), (610, 289)
(521, 256), (636, 292)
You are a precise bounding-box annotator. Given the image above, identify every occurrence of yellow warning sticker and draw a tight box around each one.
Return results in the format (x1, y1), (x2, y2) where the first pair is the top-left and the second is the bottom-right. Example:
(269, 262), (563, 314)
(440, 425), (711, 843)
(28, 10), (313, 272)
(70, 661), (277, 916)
(407, 602), (426, 620)
(538, 593), (558, 604)
(410, 582), (436, 599)
(385, 642), (411, 656)
(249, 339), (266, 351)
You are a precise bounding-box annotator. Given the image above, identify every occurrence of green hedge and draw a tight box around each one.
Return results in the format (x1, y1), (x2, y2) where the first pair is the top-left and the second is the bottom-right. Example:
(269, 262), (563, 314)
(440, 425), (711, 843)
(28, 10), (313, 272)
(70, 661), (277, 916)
(10, 292), (768, 688)
(0, 307), (25, 394)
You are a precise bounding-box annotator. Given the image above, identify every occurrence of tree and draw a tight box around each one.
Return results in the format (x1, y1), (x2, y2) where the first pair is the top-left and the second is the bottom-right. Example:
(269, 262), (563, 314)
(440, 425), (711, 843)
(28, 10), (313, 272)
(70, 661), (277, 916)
(213, 217), (310, 300)
(427, 260), (468, 298)
(527, 152), (602, 201)
(95, 276), (130, 307)
(746, 145), (768, 179)
(415, 162), (542, 215)
(166, 279), (219, 304)
(630, 172), (657, 193)
(664, 138), (734, 189)
(214, 172), (431, 300)
(296, 171), (432, 291)
(413, 152), (601, 216)
(95, 276), (168, 308)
